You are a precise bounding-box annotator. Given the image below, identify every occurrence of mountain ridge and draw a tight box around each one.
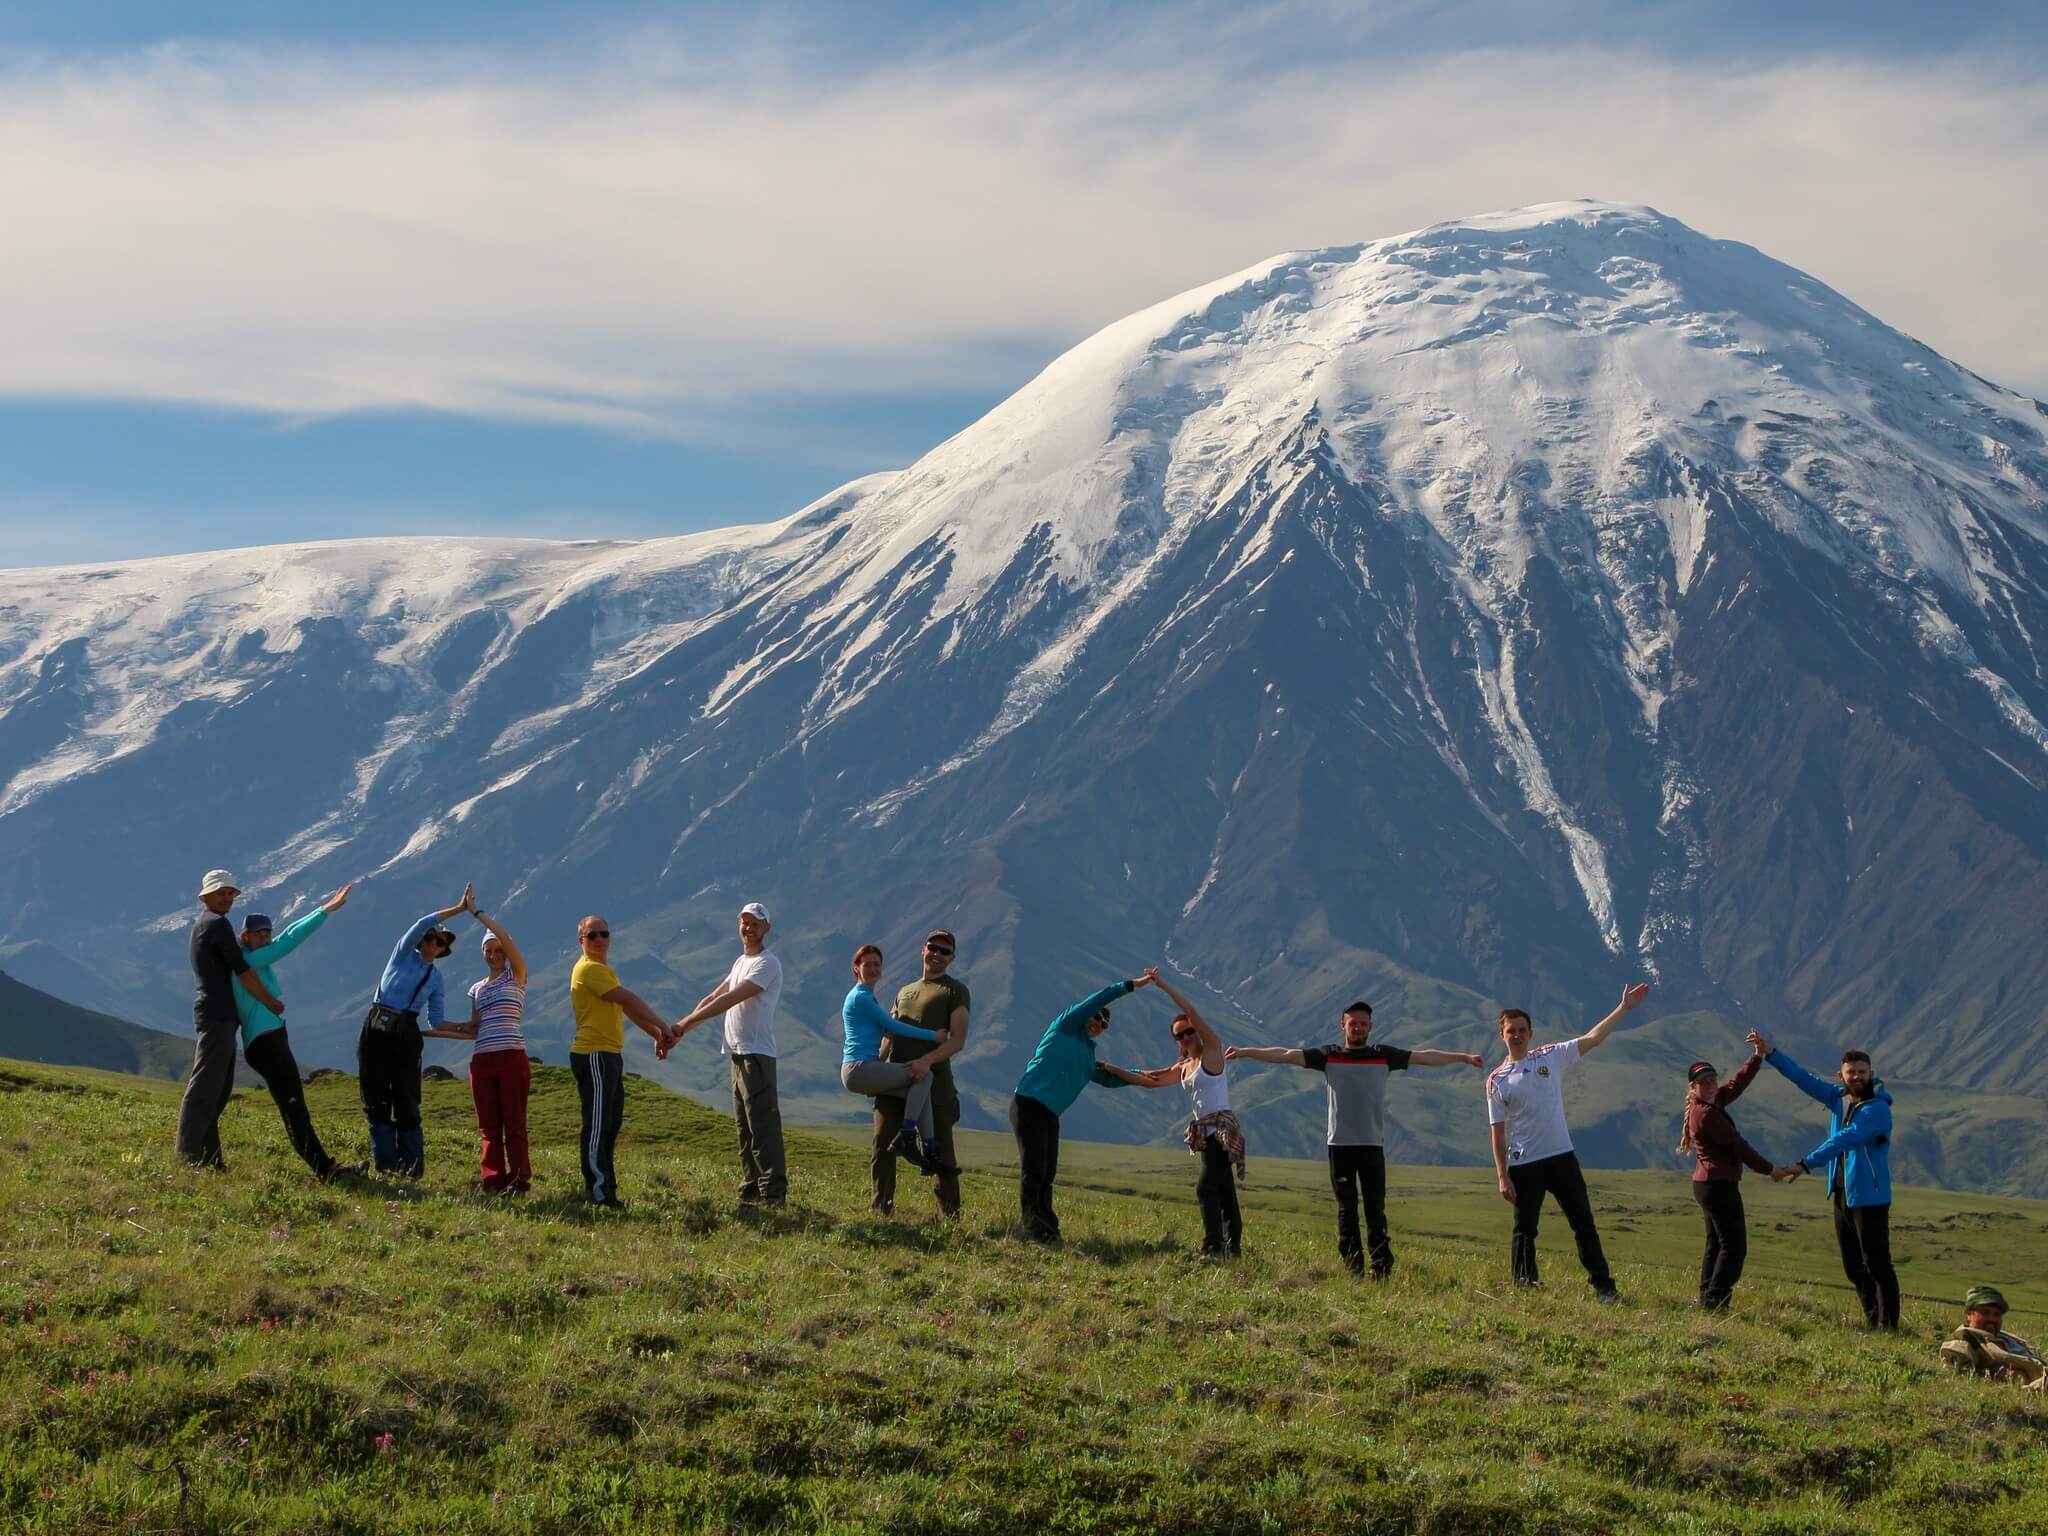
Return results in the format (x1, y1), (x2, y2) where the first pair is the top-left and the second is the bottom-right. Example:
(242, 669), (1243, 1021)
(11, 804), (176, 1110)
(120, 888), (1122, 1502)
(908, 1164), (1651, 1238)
(2, 199), (2044, 1187)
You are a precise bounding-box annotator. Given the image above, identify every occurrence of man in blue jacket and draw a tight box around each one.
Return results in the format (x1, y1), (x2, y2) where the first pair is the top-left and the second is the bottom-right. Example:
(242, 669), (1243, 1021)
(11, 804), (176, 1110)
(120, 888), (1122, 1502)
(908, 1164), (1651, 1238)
(1748, 1028), (1899, 1329)
(1009, 968), (1158, 1242)
(359, 886), (472, 1177)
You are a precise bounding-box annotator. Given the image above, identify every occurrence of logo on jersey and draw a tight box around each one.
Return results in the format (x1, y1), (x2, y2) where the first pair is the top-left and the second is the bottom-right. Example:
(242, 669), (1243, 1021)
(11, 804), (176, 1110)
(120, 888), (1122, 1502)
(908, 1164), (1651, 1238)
(1537, 1065), (1550, 1077)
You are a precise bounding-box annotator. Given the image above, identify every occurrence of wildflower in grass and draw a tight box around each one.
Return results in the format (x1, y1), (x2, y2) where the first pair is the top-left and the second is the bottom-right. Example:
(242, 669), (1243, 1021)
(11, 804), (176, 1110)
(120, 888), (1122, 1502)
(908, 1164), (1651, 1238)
(375, 1432), (396, 1454)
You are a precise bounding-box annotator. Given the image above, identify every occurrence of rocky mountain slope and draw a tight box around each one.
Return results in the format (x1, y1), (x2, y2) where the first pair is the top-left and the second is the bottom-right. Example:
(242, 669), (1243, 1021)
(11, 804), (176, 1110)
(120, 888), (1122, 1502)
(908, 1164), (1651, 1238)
(3, 201), (2044, 1184)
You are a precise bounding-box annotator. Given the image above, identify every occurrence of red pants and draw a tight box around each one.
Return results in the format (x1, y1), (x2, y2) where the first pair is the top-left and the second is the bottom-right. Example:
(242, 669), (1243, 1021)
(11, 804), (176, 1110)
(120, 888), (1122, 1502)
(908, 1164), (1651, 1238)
(470, 1049), (531, 1191)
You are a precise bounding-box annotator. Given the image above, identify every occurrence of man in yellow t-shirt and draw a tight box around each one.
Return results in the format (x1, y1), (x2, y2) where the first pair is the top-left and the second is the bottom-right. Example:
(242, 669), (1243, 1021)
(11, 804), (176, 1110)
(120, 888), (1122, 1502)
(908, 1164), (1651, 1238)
(567, 915), (673, 1207)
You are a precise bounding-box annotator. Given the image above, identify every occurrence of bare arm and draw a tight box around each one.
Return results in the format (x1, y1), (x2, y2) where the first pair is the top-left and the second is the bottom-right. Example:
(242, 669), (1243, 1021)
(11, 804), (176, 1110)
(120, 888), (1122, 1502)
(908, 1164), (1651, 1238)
(677, 980), (763, 1034)
(1223, 1045), (1306, 1066)
(1409, 1048), (1484, 1069)
(421, 1021), (479, 1040)
(1097, 1063), (1180, 1088)
(1152, 973), (1224, 1074)
(601, 985), (670, 1043)
(924, 1002), (971, 1066)
(465, 899), (526, 986)
(1491, 1122), (1515, 1202)
(1575, 982), (1651, 1057)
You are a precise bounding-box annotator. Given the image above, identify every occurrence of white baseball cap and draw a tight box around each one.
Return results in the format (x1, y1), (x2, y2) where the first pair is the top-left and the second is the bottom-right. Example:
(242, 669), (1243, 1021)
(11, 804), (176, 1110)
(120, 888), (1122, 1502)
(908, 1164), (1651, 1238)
(198, 869), (240, 897)
(738, 902), (770, 924)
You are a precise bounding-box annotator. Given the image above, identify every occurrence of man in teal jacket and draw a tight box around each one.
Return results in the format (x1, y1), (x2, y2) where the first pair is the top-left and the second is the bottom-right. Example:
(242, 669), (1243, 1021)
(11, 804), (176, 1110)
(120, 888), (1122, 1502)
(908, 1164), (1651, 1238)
(1007, 968), (1158, 1242)
(1748, 1028), (1899, 1328)
(233, 885), (354, 1181)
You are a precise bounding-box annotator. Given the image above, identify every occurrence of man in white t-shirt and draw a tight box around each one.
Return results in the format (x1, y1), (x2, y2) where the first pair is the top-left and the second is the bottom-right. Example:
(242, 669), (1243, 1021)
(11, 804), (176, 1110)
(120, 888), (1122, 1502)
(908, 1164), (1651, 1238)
(673, 902), (788, 1206)
(1484, 982), (1649, 1301)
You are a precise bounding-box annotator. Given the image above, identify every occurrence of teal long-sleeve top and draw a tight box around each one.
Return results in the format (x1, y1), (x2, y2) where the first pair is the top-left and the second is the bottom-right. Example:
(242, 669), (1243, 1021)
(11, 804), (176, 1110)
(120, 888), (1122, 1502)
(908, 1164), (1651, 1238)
(1013, 980), (1135, 1117)
(232, 908), (328, 1046)
(841, 984), (940, 1065)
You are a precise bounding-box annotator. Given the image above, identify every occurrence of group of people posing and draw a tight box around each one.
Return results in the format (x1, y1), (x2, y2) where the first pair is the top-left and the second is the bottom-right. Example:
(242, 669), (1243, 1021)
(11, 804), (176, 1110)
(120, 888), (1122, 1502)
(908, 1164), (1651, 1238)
(178, 868), (1926, 1328)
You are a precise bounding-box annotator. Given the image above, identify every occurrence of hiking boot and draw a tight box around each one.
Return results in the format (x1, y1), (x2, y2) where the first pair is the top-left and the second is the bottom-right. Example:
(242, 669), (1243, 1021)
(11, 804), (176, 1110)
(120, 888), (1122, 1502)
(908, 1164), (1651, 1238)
(890, 1125), (929, 1173)
(1595, 1289), (1620, 1305)
(317, 1159), (367, 1184)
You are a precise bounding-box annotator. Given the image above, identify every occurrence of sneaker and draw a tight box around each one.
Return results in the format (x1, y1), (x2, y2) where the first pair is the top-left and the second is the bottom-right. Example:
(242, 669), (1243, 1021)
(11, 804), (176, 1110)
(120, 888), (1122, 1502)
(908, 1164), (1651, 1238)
(1595, 1289), (1620, 1305)
(920, 1138), (957, 1177)
(317, 1159), (367, 1184)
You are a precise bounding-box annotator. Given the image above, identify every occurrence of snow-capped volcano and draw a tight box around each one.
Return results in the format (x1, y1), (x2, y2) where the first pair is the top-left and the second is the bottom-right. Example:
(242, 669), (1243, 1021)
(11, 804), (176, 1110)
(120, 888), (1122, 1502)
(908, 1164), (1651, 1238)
(5, 201), (2047, 1186)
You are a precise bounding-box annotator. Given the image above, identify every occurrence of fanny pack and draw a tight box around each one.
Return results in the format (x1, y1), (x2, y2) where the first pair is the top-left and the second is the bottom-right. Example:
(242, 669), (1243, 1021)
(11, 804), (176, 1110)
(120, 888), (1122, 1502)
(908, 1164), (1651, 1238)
(363, 969), (432, 1036)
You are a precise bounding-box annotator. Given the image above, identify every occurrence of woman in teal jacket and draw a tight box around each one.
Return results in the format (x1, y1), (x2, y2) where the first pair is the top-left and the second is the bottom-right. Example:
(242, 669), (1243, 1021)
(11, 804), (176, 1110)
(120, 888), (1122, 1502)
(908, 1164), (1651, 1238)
(232, 884), (353, 1181)
(1749, 1028), (1899, 1328)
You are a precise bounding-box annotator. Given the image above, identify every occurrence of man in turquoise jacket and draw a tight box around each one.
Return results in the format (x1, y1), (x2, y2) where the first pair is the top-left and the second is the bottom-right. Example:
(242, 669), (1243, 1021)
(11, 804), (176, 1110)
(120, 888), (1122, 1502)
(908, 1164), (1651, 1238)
(234, 885), (354, 1181)
(1007, 968), (1158, 1242)
(1748, 1028), (1899, 1328)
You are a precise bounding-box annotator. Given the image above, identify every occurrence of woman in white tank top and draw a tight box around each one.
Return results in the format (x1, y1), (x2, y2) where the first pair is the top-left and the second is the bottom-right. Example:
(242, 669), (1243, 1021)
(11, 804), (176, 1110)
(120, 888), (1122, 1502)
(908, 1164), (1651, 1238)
(1094, 970), (1244, 1256)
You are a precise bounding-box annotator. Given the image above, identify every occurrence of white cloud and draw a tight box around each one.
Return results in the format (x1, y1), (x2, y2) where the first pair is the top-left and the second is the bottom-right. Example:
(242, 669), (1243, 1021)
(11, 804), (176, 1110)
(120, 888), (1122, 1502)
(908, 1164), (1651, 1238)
(0, 28), (2044, 435)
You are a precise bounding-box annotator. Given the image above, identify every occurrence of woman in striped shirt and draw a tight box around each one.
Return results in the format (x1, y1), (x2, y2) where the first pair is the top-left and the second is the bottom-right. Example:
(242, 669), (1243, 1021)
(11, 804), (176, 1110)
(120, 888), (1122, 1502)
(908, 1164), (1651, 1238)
(422, 896), (531, 1193)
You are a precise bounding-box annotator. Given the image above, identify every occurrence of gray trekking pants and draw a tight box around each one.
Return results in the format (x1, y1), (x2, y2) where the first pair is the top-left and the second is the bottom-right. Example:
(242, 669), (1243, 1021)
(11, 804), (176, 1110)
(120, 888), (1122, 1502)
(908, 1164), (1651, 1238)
(842, 1059), (934, 1141)
(729, 1053), (787, 1205)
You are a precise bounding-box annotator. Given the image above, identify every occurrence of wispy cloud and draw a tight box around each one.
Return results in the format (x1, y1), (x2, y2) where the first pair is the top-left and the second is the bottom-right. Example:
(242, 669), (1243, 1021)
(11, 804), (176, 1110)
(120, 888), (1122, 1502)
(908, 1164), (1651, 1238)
(1, 15), (2044, 436)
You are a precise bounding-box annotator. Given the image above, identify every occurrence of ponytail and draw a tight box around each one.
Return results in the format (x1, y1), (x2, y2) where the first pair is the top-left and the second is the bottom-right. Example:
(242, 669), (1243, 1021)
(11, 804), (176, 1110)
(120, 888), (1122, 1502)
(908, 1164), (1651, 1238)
(1675, 1096), (1696, 1157)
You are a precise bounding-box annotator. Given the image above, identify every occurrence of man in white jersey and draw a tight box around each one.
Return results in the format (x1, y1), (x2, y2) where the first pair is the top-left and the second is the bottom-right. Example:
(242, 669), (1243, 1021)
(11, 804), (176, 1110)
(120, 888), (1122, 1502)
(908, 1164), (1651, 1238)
(1485, 983), (1650, 1301)
(672, 902), (787, 1206)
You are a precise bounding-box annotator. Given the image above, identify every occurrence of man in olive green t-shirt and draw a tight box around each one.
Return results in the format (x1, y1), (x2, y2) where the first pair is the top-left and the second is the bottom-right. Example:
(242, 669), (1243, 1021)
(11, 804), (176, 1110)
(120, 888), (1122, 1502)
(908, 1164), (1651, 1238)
(872, 928), (970, 1216)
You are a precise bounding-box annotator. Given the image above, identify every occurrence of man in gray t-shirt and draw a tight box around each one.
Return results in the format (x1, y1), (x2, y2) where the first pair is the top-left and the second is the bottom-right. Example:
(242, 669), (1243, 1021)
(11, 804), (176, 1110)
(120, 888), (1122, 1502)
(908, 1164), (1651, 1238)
(1228, 1000), (1479, 1278)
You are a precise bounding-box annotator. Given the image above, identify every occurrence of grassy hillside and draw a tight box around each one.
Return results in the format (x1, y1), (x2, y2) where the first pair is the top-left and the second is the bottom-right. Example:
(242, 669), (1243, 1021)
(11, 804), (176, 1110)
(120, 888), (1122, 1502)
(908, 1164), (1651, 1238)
(0, 971), (190, 1080)
(5, 1059), (2046, 1534)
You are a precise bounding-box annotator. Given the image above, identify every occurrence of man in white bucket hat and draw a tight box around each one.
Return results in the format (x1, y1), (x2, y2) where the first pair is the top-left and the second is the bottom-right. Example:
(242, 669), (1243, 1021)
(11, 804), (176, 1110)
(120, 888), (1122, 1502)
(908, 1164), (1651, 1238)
(176, 869), (285, 1167)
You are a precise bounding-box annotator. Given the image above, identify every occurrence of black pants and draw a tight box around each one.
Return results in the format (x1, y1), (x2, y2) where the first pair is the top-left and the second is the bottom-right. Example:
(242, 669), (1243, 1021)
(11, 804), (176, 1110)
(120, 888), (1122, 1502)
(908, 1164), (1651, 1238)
(572, 1051), (625, 1204)
(357, 1023), (424, 1175)
(1329, 1144), (1392, 1276)
(1508, 1151), (1614, 1295)
(1009, 1093), (1061, 1241)
(1196, 1135), (1242, 1255)
(1833, 1190), (1900, 1329)
(1693, 1179), (1747, 1309)
(244, 1028), (331, 1177)
(175, 1018), (241, 1167)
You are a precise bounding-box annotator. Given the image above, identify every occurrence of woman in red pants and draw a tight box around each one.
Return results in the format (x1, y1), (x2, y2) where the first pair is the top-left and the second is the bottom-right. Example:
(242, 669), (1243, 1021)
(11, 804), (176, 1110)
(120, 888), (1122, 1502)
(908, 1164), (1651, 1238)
(424, 895), (532, 1193)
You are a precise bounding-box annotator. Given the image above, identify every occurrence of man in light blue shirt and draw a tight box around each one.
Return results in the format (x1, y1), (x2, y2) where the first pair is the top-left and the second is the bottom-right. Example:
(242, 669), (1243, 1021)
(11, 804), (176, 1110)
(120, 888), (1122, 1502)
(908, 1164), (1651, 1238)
(358, 884), (471, 1175)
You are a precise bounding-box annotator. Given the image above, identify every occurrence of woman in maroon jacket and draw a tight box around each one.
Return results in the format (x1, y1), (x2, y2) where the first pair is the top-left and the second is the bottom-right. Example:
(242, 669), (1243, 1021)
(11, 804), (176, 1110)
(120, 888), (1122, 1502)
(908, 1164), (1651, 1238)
(1676, 1045), (1793, 1311)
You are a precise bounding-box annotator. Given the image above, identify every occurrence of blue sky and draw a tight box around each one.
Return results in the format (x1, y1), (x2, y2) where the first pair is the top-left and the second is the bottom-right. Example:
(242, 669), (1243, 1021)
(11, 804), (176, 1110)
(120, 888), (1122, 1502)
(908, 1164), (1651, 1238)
(1, 1), (2044, 567)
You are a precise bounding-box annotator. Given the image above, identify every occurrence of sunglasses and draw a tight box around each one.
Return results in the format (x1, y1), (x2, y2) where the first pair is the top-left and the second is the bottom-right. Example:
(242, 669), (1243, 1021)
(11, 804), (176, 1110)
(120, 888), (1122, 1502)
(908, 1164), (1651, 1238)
(924, 943), (954, 956)
(581, 929), (611, 941)
(1172, 1029), (1196, 1042)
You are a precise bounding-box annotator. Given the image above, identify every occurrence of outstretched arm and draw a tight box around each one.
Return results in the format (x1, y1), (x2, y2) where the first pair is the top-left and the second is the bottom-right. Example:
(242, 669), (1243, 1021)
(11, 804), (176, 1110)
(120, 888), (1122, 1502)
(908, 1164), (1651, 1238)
(1223, 1045), (1307, 1066)
(1409, 1048), (1484, 1069)
(1575, 982), (1651, 1056)
(1150, 972), (1224, 1074)
(1800, 1100), (1892, 1170)
(676, 980), (763, 1035)
(601, 985), (671, 1044)
(1095, 1063), (1180, 1088)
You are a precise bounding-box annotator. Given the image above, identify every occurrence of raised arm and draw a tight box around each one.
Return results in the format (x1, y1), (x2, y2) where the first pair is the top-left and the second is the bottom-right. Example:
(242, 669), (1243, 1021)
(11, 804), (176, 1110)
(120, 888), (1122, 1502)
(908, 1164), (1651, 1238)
(243, 907), (329, 969)
(1152, 972), (1224, 1074)
(434, 883), (474, 923)
(1575, 981), (1651, 1056)
(1052, 979), (1140, 1037)
(1223, 1045), (1307, 1066)
(467, 899), (526, 986)
(1408, 1047), (1484, 1069)
(1748, 1031), (1842, 1108)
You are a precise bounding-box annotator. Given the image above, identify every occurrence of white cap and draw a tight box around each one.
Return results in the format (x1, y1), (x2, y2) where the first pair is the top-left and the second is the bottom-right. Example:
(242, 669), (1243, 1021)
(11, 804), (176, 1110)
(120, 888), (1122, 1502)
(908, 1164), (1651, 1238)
(738, 902), (770, 924)
(198, 869), (239, 897)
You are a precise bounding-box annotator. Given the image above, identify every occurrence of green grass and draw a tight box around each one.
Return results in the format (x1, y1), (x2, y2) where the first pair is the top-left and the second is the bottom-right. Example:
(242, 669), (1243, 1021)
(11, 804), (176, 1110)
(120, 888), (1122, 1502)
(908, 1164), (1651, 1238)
(5, 1059), (2046, 1534)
